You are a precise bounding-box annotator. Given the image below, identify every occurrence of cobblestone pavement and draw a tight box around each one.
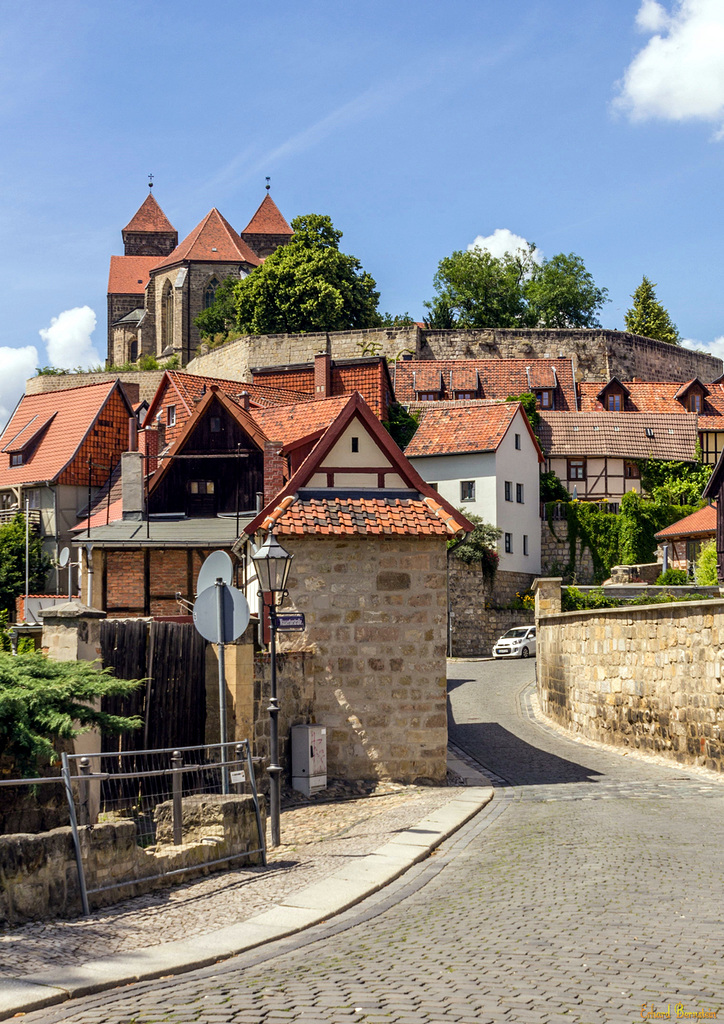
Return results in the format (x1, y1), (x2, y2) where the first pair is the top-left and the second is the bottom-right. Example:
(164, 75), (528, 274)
(1, 783), (460, 977)
(23, 660), (724, 1024)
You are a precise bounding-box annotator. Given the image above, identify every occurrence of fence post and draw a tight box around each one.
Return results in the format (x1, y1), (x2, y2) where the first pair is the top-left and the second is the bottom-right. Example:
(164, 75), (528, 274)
(78, 756), (91, 827)
(61, 751), (90, 916)
(245, 740), (267, 867)
(171, 750), (183, 846)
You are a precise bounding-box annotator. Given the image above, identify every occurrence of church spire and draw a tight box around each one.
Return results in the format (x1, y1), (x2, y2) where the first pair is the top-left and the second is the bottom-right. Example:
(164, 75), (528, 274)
(122, 193), (178, 257)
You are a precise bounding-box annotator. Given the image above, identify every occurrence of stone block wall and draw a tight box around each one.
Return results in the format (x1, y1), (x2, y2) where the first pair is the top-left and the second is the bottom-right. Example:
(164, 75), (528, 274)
(268, 534), (449, 784)
(536, 588), (724, 772)
(0, 794), (264, 925)
(540, 519), (596, 583)
(448, 561), (535, 657)
(25, 371), (164, 405)
(186, 326), (721, 385)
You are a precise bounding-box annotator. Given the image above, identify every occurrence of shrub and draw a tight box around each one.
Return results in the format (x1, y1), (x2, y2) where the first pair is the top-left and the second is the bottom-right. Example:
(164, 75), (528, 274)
(655, 568), (688, 585)
(696, 539), (718, 586)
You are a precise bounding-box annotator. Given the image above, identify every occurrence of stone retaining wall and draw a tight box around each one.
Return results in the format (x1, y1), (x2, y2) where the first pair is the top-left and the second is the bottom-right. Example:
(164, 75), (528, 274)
(448, 562), (535, 656)
(0, 794), (264, 925)
(540, 519), (596, 583)
(535, 580), (724, 772)
(25, 371), (165, 405)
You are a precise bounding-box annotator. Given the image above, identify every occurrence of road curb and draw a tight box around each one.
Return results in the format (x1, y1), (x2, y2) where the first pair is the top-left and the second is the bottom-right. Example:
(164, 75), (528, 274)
(0, 759), (493, 1020)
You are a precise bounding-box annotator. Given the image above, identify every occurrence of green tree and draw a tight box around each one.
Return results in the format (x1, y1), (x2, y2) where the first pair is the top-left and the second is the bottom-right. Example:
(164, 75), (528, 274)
(638, 458), (711, 506)
(0, 514), (50, 617)
(234, 214), (381, 335)
(525, 253), (609, 328)
(0, 652), (142, 776)
(695, 539), (718, 585)
(448, 514), (502, 589)
(383, 403), (420, 449)
(624, 276), (681, 345)
(378, 312), (416, 328)
(424, 245), (607, 330)
(195, 276), (239, 340)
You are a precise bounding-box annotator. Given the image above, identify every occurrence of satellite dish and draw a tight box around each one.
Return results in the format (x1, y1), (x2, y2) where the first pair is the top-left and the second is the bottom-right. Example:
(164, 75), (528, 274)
(196, 550), (233, 596)
(193, 583), (250, 644)
(58, 547), (70, 567)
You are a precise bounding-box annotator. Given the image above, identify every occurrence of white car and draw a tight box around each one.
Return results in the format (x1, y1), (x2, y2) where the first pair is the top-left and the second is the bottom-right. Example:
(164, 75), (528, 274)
(492, 626), (536, 659)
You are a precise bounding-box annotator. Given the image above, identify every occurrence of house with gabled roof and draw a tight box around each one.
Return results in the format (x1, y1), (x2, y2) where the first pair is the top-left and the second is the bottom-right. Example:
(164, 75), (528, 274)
(654, 503), (716, 575)
(237, 391), (472, 783)
(539, 411), (699, 502)
(0, 380), (135, 590)
(404, 402), (544, 576)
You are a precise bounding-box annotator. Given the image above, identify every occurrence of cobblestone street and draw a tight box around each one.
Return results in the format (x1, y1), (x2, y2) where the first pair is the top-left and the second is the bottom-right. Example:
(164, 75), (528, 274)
(22, 659), (724, 1024)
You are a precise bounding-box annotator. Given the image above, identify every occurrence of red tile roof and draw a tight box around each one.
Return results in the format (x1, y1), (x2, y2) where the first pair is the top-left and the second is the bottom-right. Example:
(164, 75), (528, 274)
(256, 492), (468, 537)
(241, 195), (293, 236)
(107, 255), (159, 295)
(0, 381), (124, 487)
(579, 379), (724, 416)
(251, 357), (393, 419)
(154, 209), (261, 269)
(251, 396), (350, 448)
(122, 193), (176, 234)
(405, 402), (542, 459)
(394, 358), (577, 409)
(539, 412), (699, 460)
(654, 503), (716, 540)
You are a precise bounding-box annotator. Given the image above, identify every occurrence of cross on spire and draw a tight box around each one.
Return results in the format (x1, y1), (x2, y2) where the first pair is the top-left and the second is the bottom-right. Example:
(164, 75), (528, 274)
(148, 173), (154, 190)
(265, 176), (271, 192)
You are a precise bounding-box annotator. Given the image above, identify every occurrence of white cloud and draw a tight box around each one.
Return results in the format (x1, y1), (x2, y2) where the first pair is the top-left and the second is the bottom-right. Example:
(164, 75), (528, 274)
(682, 334), (724, 361)
(636, 0), (671, 32)
(615, 0), (724, 131)
(468, 228), (541, 261)
(0, 346), (38, 427)
(38, 306), (101, 370)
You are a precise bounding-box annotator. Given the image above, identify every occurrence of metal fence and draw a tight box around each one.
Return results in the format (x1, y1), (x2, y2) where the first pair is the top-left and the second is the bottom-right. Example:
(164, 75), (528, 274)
(1, 740), (265, 917)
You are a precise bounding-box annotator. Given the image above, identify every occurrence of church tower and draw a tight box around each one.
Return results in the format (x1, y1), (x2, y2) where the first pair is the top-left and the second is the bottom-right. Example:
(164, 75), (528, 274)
(240, 193), (293, 259)
(121, 192), (178, 257)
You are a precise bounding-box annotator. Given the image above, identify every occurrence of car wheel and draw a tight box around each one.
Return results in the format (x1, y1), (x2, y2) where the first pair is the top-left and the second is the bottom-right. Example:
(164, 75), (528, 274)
(521, 647), (529, 659)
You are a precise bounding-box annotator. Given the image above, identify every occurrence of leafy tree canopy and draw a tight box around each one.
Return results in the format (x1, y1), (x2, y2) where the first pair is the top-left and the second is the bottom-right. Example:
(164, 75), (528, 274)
(0, 652), (142, 777)
(696, 539), (718, 586)
(449, 514), (501, 589)
(233, 214), (382, 335)
(0, 514), (50, 617)
(624, 276), (681, 345)
(383, 403), (420, 450)
(638, 458), (711, 507)
(378, 312), (416, 328)
(424, 244), (608, 329)
(195, 276), (239, 340)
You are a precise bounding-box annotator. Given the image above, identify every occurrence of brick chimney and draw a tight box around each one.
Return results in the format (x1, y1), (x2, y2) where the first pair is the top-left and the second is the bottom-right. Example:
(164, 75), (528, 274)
(121, 451), (145, 520)
(264, 441), (286, 505)
(138, 427), (159, 475)
(314, 352), (332, 398)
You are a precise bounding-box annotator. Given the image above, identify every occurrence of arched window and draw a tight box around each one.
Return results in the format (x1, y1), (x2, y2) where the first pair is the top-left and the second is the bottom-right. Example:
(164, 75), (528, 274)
(129, 339), (138, 363)
(204, 277), (220, 309)
(162, 282), (174, 350)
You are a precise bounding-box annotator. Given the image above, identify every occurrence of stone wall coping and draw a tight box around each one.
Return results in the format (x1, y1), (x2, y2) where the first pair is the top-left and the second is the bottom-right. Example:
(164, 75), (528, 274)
(39, 601), (107, 621)
(538, 596), (724, 625)
(532, 577), (563, 592)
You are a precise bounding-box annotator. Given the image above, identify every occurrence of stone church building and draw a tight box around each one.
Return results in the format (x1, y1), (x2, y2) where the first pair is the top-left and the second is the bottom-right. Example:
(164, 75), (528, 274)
(107, 189), (293, 367)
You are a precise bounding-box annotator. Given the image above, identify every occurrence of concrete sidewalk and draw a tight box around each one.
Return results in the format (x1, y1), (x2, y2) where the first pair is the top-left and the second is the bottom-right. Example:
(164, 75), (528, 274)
(0, 750), (493, 1020)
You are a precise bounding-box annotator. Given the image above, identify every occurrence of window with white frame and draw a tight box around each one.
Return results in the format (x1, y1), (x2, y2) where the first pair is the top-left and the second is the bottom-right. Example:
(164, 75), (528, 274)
(167, 406), (176, 426)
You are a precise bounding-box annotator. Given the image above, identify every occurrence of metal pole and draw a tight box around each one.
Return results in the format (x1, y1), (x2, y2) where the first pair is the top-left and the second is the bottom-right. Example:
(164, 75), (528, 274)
(268, 603), (281, 847)
(78, 756), (90, 826)
(171, 750), (183, 845)
(24, 497), (29, 613)
(245, 739), (267, 866)
(216, 578), (229, 795)
(62, 752), (90, 916)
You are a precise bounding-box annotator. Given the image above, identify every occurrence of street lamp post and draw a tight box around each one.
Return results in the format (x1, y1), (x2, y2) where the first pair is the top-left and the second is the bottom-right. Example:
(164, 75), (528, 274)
(251, 531), (294, 848)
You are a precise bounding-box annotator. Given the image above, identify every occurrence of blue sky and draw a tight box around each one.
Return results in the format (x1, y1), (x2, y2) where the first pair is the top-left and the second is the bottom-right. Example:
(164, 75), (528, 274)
(2, 0), (724, 419)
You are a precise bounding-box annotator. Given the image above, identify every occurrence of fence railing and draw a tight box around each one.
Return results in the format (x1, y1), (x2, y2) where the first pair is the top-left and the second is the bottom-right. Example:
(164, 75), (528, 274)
(0, 508), (41, 529)
(1, 740), (265, 916)
(541, 500), (620, 519)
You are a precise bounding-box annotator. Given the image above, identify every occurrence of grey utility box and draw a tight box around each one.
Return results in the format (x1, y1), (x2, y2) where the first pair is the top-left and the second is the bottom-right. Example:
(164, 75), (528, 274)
(291, 724), (327, 796)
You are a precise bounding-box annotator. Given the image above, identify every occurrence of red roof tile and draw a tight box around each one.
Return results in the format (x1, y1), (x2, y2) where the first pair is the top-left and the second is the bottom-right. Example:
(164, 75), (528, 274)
(122, 194), (176, 234)
(579, 379), (723, 416)
(654, 502), (717, 540)
(252, 357), (393, 418)
(394, 358), (577, 410)
(241, 195), (293, 236)
(155, 209), (261, 269)
(251, 396), (350, 448)
(107, 255), (159, 295)
(405, 402), (542, 459)
(0, 381), (123, 487)
(257, 493), (466, 537)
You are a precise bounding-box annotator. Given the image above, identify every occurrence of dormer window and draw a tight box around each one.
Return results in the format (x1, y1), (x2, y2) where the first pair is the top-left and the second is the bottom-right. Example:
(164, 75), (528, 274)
(417, 392), (438, 402)
(537, 390), (554, 409)
(607, 393), (622, 411)
(689, 393), (702, 413)
(10, 453), (22, 467)
(455, 391), (475, 400)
